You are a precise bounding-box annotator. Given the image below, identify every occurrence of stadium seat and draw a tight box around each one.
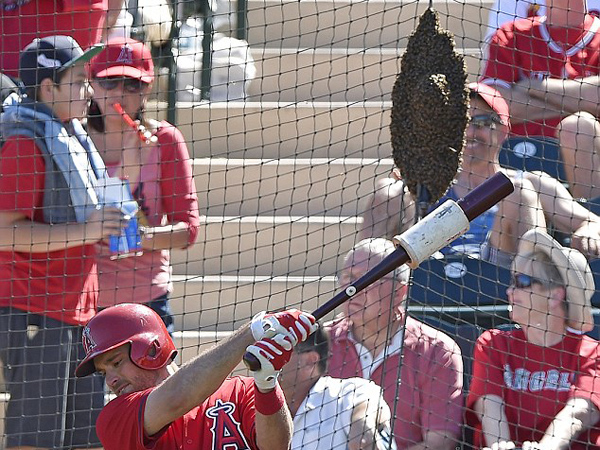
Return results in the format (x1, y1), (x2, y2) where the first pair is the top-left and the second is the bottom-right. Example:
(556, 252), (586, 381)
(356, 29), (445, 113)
(410, 254), (511, 308)
(588, 258), (600, 309)
(499, 136), (566, 183)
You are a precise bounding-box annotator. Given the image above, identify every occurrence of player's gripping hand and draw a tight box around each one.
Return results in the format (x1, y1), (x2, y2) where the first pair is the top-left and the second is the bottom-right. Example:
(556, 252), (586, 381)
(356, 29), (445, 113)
(251, 309), (317, 346)
(246, 333), (294, 391)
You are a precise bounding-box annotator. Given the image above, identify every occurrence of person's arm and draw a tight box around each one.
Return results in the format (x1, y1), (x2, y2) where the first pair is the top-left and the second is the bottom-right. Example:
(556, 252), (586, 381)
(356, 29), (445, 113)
(413, 337), (464, 450)
(0, 137), (123, 252)
(142, 124), (201, 251)
(359, 176), (415, 241)
(144, 311), (316, 437)
(536, 397), (600, 450)
(347, 396), (393, 450)
(144, 324), (255, 435)
(0, 207), (124, 253)
(255, 399), (293, 450)
(474, 394), (513, 446)
(522, 76), (600, 117)
(523, 171), (600, 257)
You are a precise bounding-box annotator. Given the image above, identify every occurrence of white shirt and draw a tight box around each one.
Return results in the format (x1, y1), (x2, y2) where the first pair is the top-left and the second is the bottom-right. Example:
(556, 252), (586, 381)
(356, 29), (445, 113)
(291, 376), (396, 450)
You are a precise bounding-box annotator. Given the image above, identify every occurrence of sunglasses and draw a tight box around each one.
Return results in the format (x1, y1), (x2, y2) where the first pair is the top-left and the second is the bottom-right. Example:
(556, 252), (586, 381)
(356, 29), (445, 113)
(510, 273), (553, 289)
(96, 77), (147, 93)
(469, 114), (500, 130)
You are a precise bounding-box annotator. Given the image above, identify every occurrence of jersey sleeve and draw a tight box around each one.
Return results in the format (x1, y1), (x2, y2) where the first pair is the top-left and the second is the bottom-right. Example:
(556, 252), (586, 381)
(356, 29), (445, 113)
(157, 122), (201, 248)
(96, 391), (153, 450)
(0, 136), (45, 218)
(419, 335), (464, 435)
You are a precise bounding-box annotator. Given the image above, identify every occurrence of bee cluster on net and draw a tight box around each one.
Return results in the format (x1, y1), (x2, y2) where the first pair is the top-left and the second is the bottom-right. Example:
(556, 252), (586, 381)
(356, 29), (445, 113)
(390, 8), (470, 204)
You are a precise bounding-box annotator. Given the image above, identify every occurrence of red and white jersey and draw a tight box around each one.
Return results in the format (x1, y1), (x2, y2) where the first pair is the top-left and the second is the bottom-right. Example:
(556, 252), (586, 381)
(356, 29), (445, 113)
(96, 376), (261, 450)
(485, 0), (600, 42)
(481, 14), (600, 137)
(467, 328), (600, 449)
(0, 0), (108, 77)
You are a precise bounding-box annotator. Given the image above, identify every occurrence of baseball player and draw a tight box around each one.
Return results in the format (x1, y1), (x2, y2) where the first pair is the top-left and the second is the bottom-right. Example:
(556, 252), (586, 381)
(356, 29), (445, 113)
(75, 303), (317, 449)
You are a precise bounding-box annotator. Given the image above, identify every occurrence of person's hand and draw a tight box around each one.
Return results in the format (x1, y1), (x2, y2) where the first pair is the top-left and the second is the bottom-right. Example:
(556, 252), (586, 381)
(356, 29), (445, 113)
(86, 206), (126, 241)
(483, 441), (517, 450)
(251, 309), (317, 345)
(571, 221), (600, 258)
(521, 442), (542, 450)
(245, 333), (294, 391)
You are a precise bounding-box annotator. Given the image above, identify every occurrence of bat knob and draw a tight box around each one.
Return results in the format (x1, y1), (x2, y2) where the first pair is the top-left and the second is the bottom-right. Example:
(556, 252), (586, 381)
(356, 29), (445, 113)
(243, 351), (261, 371)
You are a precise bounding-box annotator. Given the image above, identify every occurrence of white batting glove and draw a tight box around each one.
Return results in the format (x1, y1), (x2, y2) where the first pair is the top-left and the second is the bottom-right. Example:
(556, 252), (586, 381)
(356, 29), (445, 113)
(245, 333), (294, 391)
(250, 309), (317, 345)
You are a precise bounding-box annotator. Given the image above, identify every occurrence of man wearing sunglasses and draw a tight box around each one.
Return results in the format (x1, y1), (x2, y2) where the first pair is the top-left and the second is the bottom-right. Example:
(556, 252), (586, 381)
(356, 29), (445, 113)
(467, 228), (600, 450)
(361, 82), (600, 265)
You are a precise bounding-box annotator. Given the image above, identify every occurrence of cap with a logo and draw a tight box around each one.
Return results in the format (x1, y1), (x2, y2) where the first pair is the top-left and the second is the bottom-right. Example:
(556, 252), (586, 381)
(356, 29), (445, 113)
(468, 81), (510, 128)
(19, 35), (104, 88)
(90, 37), (154, 84)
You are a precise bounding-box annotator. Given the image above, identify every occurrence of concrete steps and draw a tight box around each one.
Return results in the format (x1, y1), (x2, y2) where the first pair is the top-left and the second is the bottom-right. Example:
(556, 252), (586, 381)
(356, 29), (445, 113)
(248, 47), (483, 102)
(193, 157), (393, 216)
(171, 274), (338, 330)
(149, 101), (393, 159)
(246, 0), (491, 49)
(170, 215), (361, 277)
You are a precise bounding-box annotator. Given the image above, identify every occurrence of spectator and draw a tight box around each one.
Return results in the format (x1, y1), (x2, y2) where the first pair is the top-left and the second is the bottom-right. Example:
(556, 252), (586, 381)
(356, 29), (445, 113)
(485, 0), (600, 43)
(467, 228), (600, 449)
(75, 303), (317, 449)
(481, 0), (600, 200)
(0, 0), (124, 77)
(361, 82), (600, 263)
(326, 238), (464, 449)
(362, 83), (546, 267)
(87, 37), (200, 331)
(280, 325), (397, 450)
(0, 35), (124, 449)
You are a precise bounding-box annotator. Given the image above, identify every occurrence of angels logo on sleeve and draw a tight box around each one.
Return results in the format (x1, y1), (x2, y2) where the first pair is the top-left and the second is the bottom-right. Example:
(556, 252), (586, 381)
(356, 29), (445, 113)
(206, 399), (251, 450)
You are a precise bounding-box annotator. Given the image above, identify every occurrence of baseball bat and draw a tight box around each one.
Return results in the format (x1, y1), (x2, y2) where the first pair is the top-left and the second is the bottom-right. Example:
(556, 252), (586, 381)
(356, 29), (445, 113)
(243, 171), (514, 371)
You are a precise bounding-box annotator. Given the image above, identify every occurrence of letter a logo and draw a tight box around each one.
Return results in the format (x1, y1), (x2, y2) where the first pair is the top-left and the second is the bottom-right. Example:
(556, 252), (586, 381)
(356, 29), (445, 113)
(117, 44), (133, 64)
(206, 400), (251, 450)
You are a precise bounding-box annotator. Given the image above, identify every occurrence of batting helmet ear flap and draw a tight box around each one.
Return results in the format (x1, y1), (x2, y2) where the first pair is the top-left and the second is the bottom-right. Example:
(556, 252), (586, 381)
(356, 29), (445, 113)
(130, 336), (176, 370)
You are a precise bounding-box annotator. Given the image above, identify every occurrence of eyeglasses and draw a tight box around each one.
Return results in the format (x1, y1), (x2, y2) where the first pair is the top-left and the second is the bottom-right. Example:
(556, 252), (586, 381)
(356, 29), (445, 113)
(95, 77), (147, 93)
(510, 273), (554, 289)
(469, 114), (500, 130)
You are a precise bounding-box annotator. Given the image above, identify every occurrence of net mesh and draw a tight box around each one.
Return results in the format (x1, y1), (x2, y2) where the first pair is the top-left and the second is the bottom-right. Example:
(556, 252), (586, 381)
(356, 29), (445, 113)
(0, 0), (599, 447)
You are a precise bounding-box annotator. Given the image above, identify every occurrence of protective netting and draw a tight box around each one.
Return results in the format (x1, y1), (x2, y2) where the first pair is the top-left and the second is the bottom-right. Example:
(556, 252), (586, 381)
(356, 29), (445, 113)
(0, 0), (600, 448)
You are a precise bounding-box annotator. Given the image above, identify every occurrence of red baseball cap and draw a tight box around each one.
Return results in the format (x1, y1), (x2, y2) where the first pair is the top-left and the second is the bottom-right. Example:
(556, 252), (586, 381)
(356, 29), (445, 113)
(90, 37), (154, 83)
(468, 82), (510, 127)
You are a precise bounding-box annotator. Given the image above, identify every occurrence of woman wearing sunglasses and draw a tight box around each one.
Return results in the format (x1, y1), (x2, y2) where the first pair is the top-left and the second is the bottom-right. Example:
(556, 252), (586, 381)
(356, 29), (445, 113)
(466, 229), (600, 450)
(87, 37), (200, 331)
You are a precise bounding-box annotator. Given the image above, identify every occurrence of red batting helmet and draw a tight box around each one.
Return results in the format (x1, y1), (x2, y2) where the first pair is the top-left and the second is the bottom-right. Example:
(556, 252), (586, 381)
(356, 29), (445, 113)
(75, 303), (177, 377)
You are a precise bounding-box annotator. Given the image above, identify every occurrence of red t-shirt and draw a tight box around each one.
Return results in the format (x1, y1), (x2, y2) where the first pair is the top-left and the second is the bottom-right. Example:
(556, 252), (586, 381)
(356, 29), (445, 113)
(0, 135), (97, 325)
(467, 328), (600, 449)
(0, 0), (108, 76)
(481, 15), (600, 137)
(96, 376), (261, 450)
(326, 316), (464, 449)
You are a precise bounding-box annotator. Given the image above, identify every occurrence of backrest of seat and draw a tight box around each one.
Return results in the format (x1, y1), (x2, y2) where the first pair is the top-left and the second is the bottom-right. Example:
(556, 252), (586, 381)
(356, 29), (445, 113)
(410, 255), (511, 308)
(499, 136), (566, 183)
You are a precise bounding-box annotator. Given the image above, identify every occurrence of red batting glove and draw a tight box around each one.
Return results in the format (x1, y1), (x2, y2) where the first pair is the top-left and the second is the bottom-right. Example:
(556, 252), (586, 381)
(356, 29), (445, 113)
(245, 333), (294, 391)
(251, 309), (317, 345)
